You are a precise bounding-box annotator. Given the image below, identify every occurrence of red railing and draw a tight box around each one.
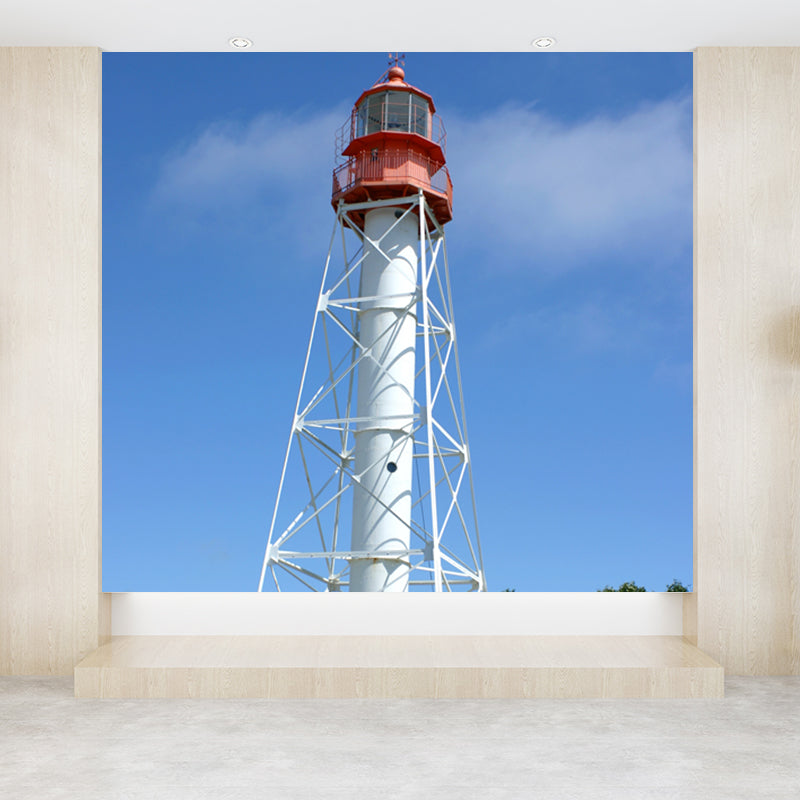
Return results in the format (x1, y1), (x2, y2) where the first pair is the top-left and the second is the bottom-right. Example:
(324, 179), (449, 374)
(332, 149), (453, 205)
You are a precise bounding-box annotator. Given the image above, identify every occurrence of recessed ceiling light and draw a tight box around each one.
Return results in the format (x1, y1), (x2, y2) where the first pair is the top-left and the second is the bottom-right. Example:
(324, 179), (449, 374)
(532, 36), (557, 49)
(229, 37), (253, 49)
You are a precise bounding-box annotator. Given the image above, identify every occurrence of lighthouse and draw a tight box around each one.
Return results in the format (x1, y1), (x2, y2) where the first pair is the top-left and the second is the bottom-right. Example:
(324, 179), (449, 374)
(258, 59), (485, 592)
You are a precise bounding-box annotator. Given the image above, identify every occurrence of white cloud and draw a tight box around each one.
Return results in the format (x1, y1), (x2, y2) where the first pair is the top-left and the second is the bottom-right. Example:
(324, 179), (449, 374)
(154, 109), (344, 202)
(149, 94), (691, 273)
(445, 95), (692, 272)
(149, 106), (349, 257)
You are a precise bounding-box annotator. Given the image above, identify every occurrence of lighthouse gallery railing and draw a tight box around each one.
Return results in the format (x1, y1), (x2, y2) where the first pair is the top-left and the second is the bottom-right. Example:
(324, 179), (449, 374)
(332, 150), (453, 206)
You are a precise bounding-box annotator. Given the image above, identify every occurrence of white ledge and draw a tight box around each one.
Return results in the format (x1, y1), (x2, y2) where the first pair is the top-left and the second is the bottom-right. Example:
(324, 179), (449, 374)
(110, 592), (686, 636)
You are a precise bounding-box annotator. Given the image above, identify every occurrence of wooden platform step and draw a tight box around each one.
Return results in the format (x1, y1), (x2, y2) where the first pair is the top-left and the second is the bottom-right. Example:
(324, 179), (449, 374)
(74, 635), (723, 699)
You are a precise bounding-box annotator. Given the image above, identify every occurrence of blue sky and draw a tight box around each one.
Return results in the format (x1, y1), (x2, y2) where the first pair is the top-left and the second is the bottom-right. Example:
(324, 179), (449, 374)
(102, 52), (692, 592)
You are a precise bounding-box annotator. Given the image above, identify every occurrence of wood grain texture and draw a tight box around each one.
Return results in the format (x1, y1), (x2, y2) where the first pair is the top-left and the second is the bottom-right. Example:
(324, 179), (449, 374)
(74, 636), (724, 699)
(0, 47), (105, 674)
(695, 47), (800, 675)
(682, 592), (697, 645)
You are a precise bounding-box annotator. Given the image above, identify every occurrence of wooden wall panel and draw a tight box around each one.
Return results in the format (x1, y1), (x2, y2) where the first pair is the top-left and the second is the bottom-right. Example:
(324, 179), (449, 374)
(682, 592), (697, 646)
(695, 47), (800, 675)
(0, 47), (106, 674)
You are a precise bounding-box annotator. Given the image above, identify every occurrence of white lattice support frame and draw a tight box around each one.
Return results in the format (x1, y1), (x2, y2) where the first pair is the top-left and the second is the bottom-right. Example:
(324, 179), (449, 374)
(258, 193), (484, 592)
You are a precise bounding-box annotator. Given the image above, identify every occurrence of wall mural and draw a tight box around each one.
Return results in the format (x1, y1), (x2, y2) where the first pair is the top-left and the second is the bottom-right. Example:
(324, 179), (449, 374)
(102, 52), (692, 592)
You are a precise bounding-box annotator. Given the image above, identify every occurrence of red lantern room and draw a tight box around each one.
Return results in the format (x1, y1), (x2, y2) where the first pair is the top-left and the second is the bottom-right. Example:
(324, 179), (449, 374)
(331, 64), (453, 226)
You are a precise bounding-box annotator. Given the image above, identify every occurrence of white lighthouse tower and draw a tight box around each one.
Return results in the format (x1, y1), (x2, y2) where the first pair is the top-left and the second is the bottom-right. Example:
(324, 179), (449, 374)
(258, 59), (485, 592)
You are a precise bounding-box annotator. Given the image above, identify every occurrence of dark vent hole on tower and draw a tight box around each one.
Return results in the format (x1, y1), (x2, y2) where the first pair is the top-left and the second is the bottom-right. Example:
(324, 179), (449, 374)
(386, 461), (398, 473)
(394, 210), (403, 218)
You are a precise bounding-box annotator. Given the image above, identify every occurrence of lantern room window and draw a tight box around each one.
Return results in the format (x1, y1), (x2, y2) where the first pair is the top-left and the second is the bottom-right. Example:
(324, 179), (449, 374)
(355, 91), (431, 139)
(410, 94), (428, 136)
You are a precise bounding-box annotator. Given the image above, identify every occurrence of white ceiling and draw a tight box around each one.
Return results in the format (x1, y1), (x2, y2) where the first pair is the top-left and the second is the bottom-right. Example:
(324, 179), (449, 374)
(1, 0), (799, 51)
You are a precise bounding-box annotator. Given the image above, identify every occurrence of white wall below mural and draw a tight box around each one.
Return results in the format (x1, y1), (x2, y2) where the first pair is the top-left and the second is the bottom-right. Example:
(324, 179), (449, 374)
(112, 592), (685, 636)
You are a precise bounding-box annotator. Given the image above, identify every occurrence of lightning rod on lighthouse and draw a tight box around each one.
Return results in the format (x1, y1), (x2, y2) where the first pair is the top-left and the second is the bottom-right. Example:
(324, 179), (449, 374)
(258, 59), (486, 592)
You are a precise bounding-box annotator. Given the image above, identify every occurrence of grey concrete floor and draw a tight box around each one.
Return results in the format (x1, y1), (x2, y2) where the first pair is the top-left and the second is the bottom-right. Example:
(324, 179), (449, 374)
(1, 677), (799, 799)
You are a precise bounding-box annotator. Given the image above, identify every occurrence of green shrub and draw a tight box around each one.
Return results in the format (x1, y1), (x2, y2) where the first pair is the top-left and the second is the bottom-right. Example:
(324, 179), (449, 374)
(666, 579), (689, 592)
(597, 580), (646, 592)
(597, 579), (691, 592)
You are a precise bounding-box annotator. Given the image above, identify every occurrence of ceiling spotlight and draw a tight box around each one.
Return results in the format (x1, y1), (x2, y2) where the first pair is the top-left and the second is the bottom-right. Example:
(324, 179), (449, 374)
(532, 36), (556, 49)
(229, 37), (253, 49)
